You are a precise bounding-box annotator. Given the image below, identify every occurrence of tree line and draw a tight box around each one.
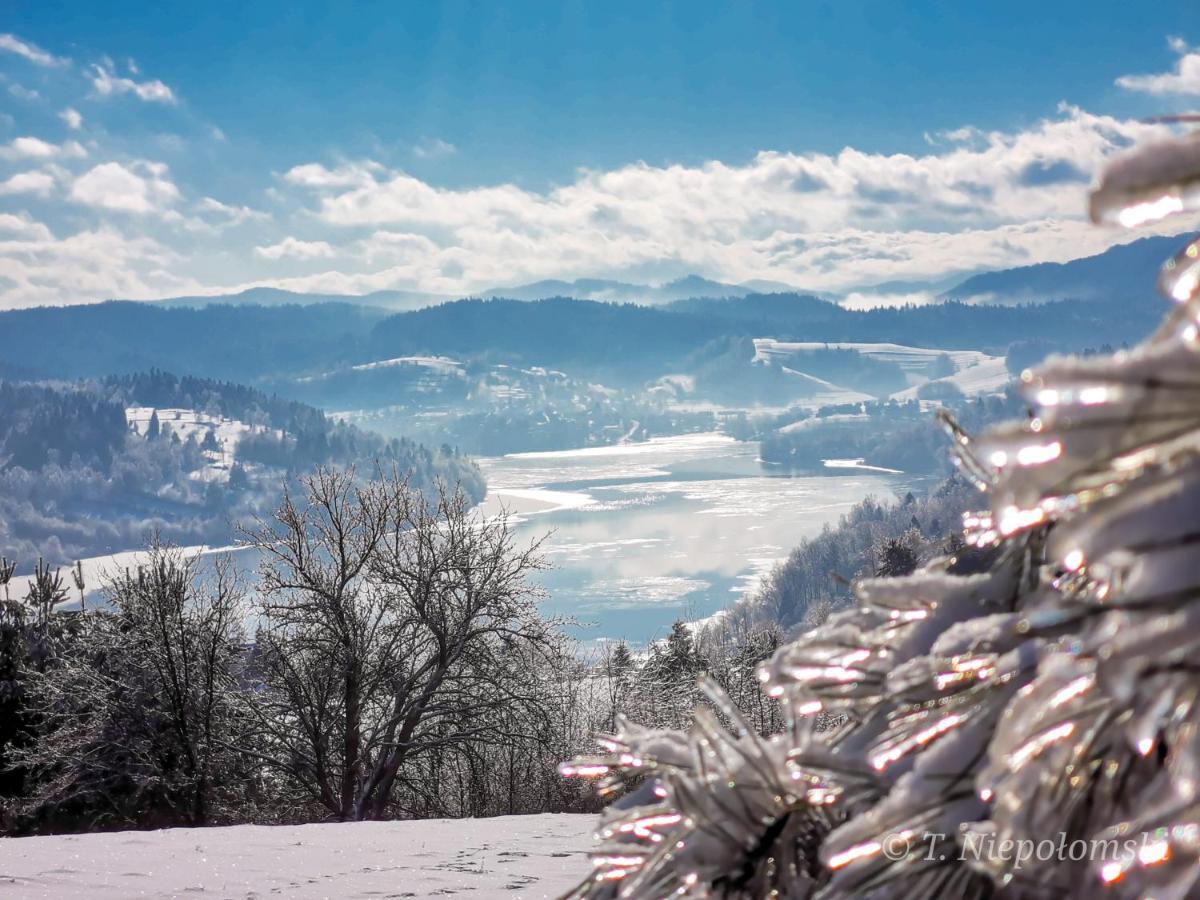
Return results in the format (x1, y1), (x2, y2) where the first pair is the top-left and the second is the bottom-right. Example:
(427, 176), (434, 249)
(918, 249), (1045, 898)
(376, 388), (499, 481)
(0, 458), (976, 835)
(0, 467), (790, 834)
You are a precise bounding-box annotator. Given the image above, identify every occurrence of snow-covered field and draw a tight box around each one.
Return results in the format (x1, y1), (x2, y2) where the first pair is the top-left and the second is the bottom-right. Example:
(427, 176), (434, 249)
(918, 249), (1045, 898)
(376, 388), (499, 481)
(1, 814), (592, 899)
(752, 338), (995, 376)
(752, 337), (1010, 402)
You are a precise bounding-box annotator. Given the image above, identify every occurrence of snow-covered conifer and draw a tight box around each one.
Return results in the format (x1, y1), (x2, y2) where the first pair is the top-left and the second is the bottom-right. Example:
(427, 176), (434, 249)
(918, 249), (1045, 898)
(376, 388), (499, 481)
(563, 125), (1200, 899)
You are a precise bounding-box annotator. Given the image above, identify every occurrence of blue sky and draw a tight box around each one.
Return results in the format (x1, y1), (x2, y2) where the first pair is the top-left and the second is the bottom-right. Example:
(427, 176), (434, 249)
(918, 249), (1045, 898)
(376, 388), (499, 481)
(1, 2), (1199, 308)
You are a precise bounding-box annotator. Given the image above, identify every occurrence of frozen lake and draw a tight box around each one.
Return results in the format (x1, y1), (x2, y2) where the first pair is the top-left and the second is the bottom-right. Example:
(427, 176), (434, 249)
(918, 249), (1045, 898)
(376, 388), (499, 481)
(18, 433), (910, 649)
(478, 432), (910, 647)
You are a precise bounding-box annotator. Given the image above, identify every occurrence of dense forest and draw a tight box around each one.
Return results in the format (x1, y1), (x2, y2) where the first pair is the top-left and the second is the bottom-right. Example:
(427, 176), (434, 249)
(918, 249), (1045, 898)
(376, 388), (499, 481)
(0, 291), (1165, 389)
(0, 372), (482, 565)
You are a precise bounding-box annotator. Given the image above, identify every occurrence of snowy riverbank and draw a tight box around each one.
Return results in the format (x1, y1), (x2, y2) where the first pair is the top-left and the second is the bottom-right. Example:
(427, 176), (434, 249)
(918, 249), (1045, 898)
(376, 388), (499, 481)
(0, 814), (592, 899)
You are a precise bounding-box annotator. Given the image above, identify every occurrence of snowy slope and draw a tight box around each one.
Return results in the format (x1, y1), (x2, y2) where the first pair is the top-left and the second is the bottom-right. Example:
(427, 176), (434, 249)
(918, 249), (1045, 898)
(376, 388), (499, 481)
(1, 814), (591, 899)
(890, 355), (1012, 400)
(126, 407), (281, 482)
(752, 338), (993, 376)
(752, 338), (1010, 401)
(777, 367), (875, 407)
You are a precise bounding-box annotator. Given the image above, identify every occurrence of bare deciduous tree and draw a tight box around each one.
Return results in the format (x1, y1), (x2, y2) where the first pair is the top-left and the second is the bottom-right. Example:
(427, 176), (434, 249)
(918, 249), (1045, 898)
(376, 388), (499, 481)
(241, 467), (560, 821)
(17, 544), (246, 830)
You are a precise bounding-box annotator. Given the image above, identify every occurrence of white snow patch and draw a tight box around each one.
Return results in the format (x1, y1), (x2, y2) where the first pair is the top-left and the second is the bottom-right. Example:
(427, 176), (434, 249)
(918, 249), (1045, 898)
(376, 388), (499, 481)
(891, 355), (1011, 400)
(753, 338), (993, 375)
(0, 814), (591, 899)
(778, 413), (871, 434)
(503, 431), (737, 461)
(350, 354), (465, 373)
(483, 487), (595, 516)
(125, 407), (279, 482)
(823, 458), (904, 474)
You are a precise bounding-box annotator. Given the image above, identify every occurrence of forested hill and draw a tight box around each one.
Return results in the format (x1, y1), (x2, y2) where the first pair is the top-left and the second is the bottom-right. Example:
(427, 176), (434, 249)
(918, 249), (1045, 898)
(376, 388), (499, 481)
(663, 292), (1166, 348)
(0, 371), (483, 566)
(0, 301), (385, 382)
(940, 234), (1186, 305)
(366, 298), (727, 381)
(0, 291), (1168, 389)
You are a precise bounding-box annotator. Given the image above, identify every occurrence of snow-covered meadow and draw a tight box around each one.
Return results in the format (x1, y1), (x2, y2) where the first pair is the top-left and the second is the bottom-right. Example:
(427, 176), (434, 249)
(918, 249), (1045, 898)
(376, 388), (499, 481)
(1, 814), (591, 899)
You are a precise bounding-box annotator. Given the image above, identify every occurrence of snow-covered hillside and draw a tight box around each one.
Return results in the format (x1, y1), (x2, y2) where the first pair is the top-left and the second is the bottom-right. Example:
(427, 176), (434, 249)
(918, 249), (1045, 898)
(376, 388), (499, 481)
(126, 406), (280, 482)
(752, 338), (994, 376)
(890, 355), (1011, 400)
(752, 337), (1010, 402)
(1, 814), (591, 899)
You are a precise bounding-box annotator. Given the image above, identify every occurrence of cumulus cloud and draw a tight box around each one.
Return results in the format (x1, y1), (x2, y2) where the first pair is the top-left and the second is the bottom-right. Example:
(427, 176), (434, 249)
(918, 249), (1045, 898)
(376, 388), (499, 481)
(0, 219), (195, 308)
(4, 100), (1196, 309)
(273, 104), (1177, 295)
(282, 161), (382, 189)
(69, 161), (180, 214)
(357, 230), (441, 261)
(0, 33), (66, 67)
(0, 136), (87, 161)
(59, 107), (83, 130)
(254, 237), (337, 260)
(0, 212), (53, 240)
(1116, 36), (1200, 96)
(0, 170), (55, 196)
(90, 60), (176, 104)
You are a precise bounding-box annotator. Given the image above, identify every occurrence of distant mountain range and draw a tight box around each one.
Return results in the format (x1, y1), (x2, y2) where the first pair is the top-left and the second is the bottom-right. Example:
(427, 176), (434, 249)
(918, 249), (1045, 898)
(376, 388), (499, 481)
(148, 276), (823, 312)
(937, 234), (1189, 305)
(153, 286), (453, 312)
(478, 274), (823, 304)
(139, 233), (1193, 314)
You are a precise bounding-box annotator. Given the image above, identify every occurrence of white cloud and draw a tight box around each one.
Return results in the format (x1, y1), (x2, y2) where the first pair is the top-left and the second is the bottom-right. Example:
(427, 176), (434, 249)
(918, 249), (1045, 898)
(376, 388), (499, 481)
(413, 137), (457, 160)
(196, 197), (269, 226)
(254, 237), (336, 260)
(0, 217), (200, 308)
(282, 161), (381, 189)
(0, 170), (55, 196)
(357, 230), (441, 261)
(272, 105), (1174, 295)
(90, 60), (176, 104)
(69, 161), (180, 214)
(4, 100), (1196, 308)
(59, 107), (83, 130)
(0, 33), (66, 67)
(0, 136), (87, 161)
(1116, 36), (1200, 95)
(0, 212), (53, 240)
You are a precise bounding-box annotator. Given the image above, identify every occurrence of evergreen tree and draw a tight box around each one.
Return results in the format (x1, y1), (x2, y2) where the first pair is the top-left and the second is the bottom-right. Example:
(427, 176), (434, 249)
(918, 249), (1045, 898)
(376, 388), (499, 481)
(227, 462), (249, 491)
(562, 115), (1200, 899)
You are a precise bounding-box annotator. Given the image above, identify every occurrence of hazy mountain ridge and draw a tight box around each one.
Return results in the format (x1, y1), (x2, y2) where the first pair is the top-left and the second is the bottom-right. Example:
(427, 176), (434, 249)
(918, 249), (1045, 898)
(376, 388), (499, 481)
(938, 234), (1188, 305)
(0, 292), (1166, 388)
(151, 286), (453, 312)
(479, 274), (820, 304)
(129, 235), (1192, 315)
